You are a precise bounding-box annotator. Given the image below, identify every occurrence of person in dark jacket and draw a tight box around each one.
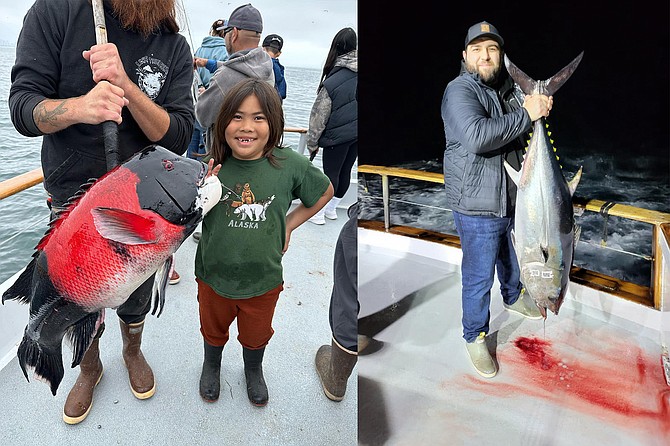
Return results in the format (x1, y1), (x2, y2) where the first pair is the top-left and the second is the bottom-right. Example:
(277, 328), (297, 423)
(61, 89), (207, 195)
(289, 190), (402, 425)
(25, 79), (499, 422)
(9, 0), (194, 424)
(307, 27), (357, 225)
(441, 21), (551, 378)
(262, 33), (287, 101)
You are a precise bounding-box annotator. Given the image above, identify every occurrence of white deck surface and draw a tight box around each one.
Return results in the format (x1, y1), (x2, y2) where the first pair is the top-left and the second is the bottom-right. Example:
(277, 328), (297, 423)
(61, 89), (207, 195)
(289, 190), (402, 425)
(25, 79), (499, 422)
(358, 228), (669, 446)
(0, 201), (357, 446)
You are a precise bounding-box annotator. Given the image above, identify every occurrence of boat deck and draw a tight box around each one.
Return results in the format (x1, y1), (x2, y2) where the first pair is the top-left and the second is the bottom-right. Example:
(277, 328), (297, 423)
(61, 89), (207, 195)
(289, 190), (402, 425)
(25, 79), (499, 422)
(0, 202), (357, 446)
(358, 229), (670, 446)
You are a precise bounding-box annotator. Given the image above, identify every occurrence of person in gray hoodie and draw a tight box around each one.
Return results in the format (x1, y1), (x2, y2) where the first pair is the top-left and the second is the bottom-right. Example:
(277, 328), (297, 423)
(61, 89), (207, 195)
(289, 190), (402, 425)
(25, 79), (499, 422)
(194, 3), (274, 152)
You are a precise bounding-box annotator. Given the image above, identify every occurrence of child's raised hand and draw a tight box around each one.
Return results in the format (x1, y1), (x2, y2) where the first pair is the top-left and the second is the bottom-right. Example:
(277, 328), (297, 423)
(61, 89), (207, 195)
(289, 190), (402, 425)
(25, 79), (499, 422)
(206, 158), (221, 178)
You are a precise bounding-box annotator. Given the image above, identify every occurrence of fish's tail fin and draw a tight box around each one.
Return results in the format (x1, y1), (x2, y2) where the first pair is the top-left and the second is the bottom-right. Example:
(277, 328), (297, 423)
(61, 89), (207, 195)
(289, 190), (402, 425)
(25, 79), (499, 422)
(2, 256), (37, 305)
(504, 52), (584, 96)
(17, 335), (64, 396)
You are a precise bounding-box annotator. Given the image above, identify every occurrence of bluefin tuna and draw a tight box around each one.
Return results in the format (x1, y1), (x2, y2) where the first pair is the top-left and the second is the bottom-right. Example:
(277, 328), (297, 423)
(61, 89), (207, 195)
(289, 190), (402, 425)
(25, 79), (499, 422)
(2, 145), (222, 395)
(503, 52), (584, 318)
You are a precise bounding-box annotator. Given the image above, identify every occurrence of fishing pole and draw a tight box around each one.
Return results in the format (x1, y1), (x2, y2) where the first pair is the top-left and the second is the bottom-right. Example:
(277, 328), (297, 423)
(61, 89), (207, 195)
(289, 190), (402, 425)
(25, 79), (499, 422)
(91, 0), (120, 172)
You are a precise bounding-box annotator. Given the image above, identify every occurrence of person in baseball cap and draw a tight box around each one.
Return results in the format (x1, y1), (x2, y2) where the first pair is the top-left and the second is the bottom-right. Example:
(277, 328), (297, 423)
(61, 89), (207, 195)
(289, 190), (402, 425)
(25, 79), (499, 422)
(223, 3), (263, 33)
(262, 34), (283, 52)
(262, 34), (286, 101)
(464, 21), (504, 49)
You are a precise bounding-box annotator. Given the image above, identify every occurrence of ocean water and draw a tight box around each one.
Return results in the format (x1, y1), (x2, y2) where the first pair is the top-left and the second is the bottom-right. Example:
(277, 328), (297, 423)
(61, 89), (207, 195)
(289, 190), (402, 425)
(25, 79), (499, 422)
(0, 44), (323, 284)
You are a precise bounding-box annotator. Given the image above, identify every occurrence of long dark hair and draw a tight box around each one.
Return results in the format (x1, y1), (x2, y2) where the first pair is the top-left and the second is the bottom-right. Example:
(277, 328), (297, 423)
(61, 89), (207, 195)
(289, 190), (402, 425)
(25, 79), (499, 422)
(210, 79), (285, 166)
(317, 27), (357, 92)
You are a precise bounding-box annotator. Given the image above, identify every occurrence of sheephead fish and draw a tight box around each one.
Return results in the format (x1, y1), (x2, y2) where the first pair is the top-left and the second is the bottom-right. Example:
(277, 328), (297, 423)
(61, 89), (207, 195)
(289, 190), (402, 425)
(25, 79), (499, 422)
(503, 53), (584, 318)
(2, 145), (222, 395)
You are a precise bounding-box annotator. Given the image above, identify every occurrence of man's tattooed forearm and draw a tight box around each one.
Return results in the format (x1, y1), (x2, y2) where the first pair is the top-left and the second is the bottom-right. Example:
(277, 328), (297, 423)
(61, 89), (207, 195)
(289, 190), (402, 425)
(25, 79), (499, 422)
(34, 101), (69, 127)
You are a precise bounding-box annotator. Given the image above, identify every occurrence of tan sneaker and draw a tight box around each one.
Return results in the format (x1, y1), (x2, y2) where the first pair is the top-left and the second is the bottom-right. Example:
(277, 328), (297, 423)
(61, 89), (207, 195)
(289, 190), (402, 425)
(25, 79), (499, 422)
(465, 332), (497, 378)
(504, 289), (543, 319)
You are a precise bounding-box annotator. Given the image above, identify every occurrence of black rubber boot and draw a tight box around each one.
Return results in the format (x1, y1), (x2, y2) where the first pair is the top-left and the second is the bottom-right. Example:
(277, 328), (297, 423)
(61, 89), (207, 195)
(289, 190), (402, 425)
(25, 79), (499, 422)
(243, 347), (268, 406)
(199, 340), (223, 402)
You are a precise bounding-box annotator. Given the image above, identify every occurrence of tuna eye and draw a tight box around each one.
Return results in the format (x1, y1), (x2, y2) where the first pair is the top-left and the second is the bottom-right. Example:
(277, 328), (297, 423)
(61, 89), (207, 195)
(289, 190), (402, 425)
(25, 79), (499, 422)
(162, 159), (174, 171)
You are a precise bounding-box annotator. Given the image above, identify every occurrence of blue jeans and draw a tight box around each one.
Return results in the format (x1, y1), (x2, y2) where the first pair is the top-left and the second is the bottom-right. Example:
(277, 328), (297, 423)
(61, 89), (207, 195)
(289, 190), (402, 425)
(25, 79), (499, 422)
(187, 121), (206, 159)
(452, 211), (522, 342)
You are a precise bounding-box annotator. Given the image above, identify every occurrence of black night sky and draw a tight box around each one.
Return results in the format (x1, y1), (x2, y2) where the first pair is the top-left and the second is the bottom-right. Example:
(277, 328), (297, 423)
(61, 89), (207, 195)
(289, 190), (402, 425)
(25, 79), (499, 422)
(358, 1), (670, 168)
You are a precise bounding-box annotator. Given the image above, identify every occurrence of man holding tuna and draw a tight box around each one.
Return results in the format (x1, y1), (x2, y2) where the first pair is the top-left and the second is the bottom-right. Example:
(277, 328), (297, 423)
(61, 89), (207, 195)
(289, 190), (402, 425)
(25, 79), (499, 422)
(9, 0), (194, 424)
(441, 21), (550, 378)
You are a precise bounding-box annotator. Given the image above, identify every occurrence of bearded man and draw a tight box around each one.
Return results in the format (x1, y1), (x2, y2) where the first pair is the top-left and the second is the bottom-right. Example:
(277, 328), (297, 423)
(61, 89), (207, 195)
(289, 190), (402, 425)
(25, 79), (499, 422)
(9, 0), (194, 424)
(440, 21), (552, 379)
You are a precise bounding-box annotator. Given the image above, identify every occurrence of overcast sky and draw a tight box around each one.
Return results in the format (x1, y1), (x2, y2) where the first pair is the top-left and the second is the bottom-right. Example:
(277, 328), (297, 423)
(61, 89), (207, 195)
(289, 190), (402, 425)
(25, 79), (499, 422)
(0, 0), (357, 69)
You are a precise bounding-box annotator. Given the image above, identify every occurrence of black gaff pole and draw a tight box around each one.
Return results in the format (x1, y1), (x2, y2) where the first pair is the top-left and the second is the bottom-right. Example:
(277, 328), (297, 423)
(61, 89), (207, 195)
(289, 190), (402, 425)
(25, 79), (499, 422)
(92, 0), (120, 172)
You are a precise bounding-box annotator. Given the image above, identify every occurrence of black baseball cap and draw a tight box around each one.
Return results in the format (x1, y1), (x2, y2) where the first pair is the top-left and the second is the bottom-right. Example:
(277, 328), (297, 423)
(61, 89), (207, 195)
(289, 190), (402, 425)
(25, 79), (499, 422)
(262, 34), (283, 51)
(464, 21), (504, 48)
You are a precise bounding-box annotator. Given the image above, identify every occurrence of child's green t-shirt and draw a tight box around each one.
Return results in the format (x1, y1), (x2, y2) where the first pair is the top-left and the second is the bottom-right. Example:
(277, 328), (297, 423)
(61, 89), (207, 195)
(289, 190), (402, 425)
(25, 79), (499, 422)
(195, 147), (330, 298)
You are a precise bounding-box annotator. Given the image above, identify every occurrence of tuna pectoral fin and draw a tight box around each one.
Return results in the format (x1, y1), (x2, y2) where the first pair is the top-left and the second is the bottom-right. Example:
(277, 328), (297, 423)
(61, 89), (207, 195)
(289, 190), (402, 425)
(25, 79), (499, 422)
(150, 257), (172, 317)
(91, 207), (158, 245)
(567, 166), (583, 196)
(17, 335), (64, 396)
(503, 160), (521, 186)
(2, 256), (37, 305)
(65, 310), (105, 368)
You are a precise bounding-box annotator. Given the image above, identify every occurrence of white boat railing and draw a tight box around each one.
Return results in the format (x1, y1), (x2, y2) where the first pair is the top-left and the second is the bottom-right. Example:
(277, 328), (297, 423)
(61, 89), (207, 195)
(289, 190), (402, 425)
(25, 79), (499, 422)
(358, 164), (670, 311)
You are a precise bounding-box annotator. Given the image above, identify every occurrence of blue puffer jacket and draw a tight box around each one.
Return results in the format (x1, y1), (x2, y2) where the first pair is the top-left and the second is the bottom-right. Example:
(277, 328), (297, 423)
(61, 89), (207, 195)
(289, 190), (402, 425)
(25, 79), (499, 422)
(441, 65), (530, 217)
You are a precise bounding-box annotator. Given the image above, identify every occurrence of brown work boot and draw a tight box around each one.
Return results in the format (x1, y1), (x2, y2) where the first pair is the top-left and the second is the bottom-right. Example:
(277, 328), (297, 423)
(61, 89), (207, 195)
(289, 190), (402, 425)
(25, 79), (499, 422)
(62, 339), (103, 425)
(315, 337), (357, 401)
(120, 319), (156, 399)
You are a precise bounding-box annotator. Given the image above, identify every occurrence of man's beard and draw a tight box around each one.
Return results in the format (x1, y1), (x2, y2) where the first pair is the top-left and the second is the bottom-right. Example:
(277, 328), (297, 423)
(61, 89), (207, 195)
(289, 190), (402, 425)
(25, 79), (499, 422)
(111, 0), (176, 38)
(465, 60), (500, 86)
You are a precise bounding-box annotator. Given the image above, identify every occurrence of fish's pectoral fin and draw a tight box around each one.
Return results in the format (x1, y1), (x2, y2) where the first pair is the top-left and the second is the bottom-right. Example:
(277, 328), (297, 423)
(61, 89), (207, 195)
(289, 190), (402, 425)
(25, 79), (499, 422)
(503, 160), (522, 186)
(2, 255), (38, 305)
(65, 310), (105, 368)
(151, 256), (171, 317)
(567, 166), (583, 196)
(92, 207), (159, 245)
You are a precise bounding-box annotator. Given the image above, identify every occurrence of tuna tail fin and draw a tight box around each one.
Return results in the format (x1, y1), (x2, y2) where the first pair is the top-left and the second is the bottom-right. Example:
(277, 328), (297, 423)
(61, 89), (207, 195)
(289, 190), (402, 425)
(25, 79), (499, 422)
(504, 52), (584, 96)
(2, 255), (37, 305)
(17, 335), (64, 396)
(65, 310), (105, 368)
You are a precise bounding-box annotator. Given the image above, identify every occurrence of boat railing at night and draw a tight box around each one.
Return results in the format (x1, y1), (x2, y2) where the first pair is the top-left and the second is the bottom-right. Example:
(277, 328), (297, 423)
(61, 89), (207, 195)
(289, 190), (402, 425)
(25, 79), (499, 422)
(358, 164), (670, 311)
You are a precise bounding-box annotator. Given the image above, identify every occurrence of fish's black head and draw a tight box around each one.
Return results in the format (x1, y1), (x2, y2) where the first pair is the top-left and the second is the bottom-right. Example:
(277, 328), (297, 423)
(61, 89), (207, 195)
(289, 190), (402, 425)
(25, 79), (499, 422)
(128, 145), (207, 229)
